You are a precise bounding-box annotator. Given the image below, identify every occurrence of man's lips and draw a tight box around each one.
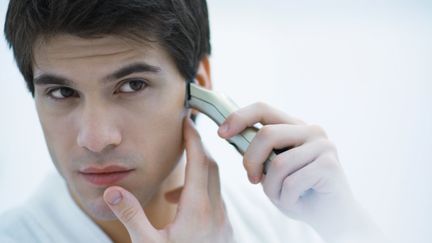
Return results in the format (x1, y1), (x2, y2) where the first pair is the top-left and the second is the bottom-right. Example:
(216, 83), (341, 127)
(79, 165), (134, 186)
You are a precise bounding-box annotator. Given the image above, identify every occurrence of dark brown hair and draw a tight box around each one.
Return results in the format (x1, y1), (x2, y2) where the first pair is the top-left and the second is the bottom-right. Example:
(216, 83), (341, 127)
(4, 0), (211, 96)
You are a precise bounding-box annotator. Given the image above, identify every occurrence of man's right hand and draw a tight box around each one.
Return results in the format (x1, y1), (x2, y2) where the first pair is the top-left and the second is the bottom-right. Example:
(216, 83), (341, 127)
(103, 117), (234, 243)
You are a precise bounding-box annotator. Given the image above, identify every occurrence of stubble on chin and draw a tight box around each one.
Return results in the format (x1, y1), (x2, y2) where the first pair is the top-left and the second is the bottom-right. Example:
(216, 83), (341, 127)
(67, 183), (118, 221)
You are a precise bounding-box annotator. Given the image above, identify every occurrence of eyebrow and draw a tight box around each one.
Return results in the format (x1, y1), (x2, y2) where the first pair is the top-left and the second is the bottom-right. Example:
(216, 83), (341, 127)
(33, 62), (162, 86)
(33, 74), (73, 86)
(105, 62), (161, 81)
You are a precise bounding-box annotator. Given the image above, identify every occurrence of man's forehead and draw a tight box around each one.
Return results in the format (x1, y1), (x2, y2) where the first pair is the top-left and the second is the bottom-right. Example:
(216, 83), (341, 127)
(33, 34), (155, 62)
(32, 34), (170, 80)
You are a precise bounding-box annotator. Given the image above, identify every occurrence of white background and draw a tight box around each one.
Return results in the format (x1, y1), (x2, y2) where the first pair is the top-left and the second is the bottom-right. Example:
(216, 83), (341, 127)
(1, 1), (431, 242)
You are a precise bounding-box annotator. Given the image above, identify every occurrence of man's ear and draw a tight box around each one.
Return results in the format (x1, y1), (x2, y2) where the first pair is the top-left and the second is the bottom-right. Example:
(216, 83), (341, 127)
(190, 56), (212, 119)
(194, 55), (212, 90)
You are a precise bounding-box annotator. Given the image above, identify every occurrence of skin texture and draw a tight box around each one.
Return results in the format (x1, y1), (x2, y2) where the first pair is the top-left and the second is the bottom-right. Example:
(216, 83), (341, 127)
(32, 34), (213, 242)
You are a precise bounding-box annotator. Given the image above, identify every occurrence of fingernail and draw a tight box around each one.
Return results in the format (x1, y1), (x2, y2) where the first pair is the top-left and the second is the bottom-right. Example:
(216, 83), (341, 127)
(106, 189), (123, 205)
(249, 175), (260, 184)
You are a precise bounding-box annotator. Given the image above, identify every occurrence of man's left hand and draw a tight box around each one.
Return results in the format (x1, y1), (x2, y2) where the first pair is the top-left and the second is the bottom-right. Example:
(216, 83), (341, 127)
(218, 102), (383, 243)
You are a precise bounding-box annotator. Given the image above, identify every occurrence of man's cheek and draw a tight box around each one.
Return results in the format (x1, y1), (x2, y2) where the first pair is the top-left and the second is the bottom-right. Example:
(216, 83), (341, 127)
(43, 138), (67, 177)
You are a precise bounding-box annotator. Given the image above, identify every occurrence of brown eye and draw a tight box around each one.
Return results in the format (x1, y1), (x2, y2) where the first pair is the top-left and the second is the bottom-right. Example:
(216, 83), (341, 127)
(49, 87), (77, 99)
(118, 80), (147, 93)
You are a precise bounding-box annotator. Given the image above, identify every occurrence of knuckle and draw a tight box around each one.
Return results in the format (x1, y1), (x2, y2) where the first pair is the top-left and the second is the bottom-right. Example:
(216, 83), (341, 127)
(242, 154), (260, 171)
(317, 153), (340, 174)
(242, 156), (254, 171)
(308, 124), (328, 138)
(325, 140), (338, 152)
(119, 206), (140, 225)
(254, 101), (269, 110)
(257, 125), (275, 141)
(228, 110), (242, 123)
(270, 155), (286, 171)
(315, 138), (337, 152)
(243, 159), (260, 179)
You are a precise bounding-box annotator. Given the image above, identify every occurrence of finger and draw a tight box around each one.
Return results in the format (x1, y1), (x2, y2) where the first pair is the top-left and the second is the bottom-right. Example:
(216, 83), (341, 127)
(277, 161), (322, 212)
(277, 153), (339, 211)
(218, 102), (306, 138)
(262, 139), (335, 201)
(206, 159), (229, 233)
(243, 124), (328, 183)
(182, 116), (210, 197)
(207, 159), (222, 205)
(103, 186), (159, 242)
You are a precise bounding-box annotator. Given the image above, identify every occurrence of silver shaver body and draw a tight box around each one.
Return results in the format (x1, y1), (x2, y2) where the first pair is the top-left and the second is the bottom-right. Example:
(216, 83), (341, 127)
(185, 82), (275, 174)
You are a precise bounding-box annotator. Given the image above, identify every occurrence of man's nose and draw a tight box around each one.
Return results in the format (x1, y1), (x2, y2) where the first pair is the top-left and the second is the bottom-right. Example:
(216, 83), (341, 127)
(76, 104), (122, 153)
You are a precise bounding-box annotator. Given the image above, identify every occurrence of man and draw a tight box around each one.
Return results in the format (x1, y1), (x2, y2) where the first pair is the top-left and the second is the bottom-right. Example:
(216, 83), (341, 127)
(1, 0), (384, 242)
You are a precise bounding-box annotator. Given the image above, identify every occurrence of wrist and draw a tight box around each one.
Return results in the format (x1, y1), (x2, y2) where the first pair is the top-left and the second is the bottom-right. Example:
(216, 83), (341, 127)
(305, 197), (384, 243)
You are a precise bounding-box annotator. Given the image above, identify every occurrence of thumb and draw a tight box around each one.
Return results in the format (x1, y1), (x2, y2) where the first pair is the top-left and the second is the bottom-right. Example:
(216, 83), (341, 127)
(103, 186), (160, 242)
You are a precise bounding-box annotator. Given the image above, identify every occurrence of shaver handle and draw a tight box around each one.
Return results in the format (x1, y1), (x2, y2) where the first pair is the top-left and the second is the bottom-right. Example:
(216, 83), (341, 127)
(187, 83), (287, 174)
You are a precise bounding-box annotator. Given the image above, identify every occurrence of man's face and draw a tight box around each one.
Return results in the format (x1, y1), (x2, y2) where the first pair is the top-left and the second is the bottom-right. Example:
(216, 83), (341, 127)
(33, 35), (188, 220)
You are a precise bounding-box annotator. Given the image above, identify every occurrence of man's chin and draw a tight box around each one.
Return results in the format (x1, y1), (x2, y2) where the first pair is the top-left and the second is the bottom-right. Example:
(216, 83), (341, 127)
(69, 186), (118, 221)
(84, 197), (118, 221)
